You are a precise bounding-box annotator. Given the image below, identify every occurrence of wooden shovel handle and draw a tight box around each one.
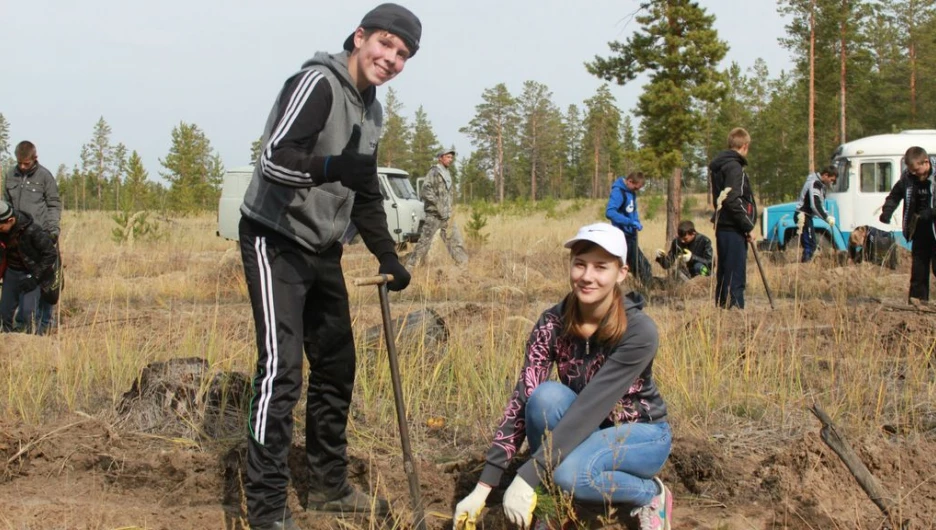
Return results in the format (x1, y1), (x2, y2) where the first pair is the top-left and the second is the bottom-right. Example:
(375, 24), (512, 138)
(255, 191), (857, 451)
(353, 274), (395, 287)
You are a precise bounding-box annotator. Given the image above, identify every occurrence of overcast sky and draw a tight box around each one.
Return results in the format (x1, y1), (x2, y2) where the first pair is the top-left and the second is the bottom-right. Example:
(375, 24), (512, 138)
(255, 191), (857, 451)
(0, 0), (794, 179)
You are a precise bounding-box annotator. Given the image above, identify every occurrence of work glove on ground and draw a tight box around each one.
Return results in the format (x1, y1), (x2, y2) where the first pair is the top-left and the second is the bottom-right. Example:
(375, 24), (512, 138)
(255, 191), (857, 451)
(452, 483), (491, 530)
(378, 253), (411, 292)
(918, 208), (934, 222)
(503, 476), (536, 529)
(325, 125), (377, 192)
(827, 215), (836, 227)
(679, 249), (692, 263)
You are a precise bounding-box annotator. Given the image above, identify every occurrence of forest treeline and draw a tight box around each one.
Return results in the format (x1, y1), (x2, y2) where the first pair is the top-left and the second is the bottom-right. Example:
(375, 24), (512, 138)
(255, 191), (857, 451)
(0, 0), (931, 223)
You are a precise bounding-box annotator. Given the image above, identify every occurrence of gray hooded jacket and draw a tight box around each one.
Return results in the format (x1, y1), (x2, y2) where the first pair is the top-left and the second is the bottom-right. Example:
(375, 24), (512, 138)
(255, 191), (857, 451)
(240, 51), (390, 255)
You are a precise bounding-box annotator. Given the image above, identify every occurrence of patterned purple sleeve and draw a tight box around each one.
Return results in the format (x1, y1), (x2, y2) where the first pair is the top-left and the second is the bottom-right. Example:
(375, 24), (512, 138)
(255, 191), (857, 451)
(478, 311), (560, 486)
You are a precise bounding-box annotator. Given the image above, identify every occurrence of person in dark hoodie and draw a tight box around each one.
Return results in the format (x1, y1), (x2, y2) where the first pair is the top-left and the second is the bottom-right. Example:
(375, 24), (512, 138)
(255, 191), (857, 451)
(655, 220), (713, 280)
(709, 127), (757, 310)
(879, 146), (936, 305)
(237, 4), (418, 529)
(452, 223), (672, 530)
(0, 201), (58, 334)
(795, 165), (837, 262)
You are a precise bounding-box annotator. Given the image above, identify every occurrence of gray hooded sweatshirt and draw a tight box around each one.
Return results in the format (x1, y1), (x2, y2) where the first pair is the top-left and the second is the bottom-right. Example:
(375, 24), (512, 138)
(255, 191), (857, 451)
(240, 51), (394, 258)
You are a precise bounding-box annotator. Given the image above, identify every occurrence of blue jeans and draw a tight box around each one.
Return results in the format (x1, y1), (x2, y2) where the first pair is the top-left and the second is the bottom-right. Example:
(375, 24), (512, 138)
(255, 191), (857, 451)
(0, 268), (41, 333)
(800, 215), (817, 263)
(525, 382), (672, 506)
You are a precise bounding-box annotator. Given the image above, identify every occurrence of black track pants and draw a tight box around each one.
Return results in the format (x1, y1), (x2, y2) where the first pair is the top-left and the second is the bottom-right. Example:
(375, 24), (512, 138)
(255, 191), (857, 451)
(909, 226), (936, 302)
(715, 230), (747, 309)
(239, 217), (356, 526)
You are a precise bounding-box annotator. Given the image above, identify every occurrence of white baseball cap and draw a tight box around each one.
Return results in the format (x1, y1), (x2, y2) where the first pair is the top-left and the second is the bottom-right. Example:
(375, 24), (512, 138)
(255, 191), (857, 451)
(563, 223), (627, 258)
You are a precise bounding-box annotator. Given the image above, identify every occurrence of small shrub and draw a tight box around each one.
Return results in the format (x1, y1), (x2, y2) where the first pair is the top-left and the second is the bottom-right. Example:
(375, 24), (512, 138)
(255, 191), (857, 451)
(111, 211), (164, 245)
(644, 195), (664, 221)
(682, 196), (698, 217)
(464, 209), (490, 244)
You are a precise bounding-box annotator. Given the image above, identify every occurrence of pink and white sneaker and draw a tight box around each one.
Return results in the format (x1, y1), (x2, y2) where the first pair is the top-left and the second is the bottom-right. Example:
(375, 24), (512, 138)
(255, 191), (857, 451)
(630, 477), (672, 530)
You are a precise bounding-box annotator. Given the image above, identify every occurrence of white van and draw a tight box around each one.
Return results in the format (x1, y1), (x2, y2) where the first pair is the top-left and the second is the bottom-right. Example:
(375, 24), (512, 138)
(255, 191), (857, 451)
(762, 129), (936, 250)
(217, 166), (425, 247)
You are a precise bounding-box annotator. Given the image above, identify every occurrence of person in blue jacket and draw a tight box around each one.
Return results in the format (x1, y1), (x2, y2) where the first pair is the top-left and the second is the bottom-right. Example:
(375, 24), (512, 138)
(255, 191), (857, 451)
(606, 172), (652, 287)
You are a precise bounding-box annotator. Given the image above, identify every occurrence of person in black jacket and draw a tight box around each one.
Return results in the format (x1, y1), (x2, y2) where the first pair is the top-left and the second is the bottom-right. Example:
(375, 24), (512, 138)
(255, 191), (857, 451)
(0, 201), (58, 334)
(709, 128), (757, 309)
(794, 166), (837, 263)
(879, 146), (936, 304)
(655, 220), (713, 280)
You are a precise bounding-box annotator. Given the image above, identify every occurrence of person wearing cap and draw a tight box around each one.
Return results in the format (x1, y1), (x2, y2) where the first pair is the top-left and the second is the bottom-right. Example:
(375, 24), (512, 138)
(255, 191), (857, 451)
(794, 165), (837, 263)
(453, 222), (673, 530)
(405, 148), (468, 267)
(237, 4), (420, 529)
(655, 220), (713, 281)
(0, 200), (58, 334)
(5, 141), (61, 334)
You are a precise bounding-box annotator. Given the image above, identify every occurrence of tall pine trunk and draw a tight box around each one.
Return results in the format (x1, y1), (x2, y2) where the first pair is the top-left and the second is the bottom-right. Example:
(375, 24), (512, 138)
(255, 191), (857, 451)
(497, 127), (504, 203)
(840, 0), (847, 144)
(809, 0), (817, 171)
(666, 167), (682, 243)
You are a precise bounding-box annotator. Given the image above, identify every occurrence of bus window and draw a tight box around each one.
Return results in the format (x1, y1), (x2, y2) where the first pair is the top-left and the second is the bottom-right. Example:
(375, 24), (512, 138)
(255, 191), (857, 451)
(833, 159), (850, 192)
(860, 161), (893, 193)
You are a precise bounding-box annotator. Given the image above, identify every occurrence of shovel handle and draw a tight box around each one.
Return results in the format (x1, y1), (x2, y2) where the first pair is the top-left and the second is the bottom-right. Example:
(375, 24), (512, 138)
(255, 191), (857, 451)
(353, 274), (395, 287)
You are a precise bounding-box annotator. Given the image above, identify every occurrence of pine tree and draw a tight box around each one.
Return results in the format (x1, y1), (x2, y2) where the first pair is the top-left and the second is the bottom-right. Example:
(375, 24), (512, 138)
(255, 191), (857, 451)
(587, 0), (728, 240)
(516, 81), (564, 201)
(80, 117), (117, 210)
(122, 151), (151, 212)
(460, 84), (519, 203)
(410, 106), (440, 180)
(250, 136), (263, 165)
(159, 122), (224, 213)
(379, 87), (412, 171)
(561, 105), (585, 198)
(0, 113), (10, 175)
(581, 85), (622, 200)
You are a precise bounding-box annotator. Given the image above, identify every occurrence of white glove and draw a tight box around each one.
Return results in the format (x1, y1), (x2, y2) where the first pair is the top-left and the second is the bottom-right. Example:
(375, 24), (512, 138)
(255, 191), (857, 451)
(453, 483), (492, 530)
(503, 476), (537, 529)
(679, 249), (692, 263)
(655, 248), (666, 259)
(827, 215), (836, 227)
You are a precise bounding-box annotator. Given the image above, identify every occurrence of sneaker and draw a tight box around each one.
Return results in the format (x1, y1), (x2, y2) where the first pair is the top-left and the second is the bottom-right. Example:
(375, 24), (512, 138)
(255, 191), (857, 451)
(251, 517), (301, 530)
(306, 487), (390, 516)
(630, 477), (671, 530)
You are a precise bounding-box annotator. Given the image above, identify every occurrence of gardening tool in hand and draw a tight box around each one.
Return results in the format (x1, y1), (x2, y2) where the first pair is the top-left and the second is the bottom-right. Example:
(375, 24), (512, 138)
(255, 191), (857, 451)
(353, 274), (427, 530)
(747, 238), (775, 310)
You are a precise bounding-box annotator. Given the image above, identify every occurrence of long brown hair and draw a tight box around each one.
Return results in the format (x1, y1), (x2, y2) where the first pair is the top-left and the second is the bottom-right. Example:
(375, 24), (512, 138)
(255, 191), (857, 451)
(562, 241), (629, 344)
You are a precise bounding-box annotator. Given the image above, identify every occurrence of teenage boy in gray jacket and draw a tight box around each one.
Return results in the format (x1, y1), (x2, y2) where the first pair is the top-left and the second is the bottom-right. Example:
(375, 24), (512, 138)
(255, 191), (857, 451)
(238, 4), (419, 530)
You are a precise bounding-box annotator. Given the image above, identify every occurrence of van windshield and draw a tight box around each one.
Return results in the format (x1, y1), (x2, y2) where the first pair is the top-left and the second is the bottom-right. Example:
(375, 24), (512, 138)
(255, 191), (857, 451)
(832, 158), (850, 192)
(385, 175), (418, 200)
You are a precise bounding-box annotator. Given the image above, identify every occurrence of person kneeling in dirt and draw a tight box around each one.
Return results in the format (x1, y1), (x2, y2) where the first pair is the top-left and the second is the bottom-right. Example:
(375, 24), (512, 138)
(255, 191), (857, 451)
(847, 225), (899, 270)
(0, 200), (59, 334)
(452, 223), (672, 530)
(655, 220), (713, 282)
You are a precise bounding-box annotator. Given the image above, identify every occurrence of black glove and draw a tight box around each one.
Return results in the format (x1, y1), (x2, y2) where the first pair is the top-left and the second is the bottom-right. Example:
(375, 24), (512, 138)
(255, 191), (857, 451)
(378, 254), (411, 292)
(325, 125), (377, 192)
(20, 274), (38, 293)
(879, 212), (890, 224)
(919, 208), (934, 222)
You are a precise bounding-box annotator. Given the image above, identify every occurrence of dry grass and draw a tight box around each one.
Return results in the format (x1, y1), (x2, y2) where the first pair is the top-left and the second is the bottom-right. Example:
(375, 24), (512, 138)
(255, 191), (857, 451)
(0, 200), (933, 528)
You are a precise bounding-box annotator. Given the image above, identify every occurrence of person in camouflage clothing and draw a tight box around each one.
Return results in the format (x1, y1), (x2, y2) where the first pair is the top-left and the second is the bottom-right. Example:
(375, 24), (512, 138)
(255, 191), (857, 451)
(405, 148), (468, 267)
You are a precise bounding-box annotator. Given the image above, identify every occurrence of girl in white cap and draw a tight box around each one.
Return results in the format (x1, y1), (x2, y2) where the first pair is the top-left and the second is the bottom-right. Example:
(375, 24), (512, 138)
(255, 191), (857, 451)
(453, 222), (673, 530)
